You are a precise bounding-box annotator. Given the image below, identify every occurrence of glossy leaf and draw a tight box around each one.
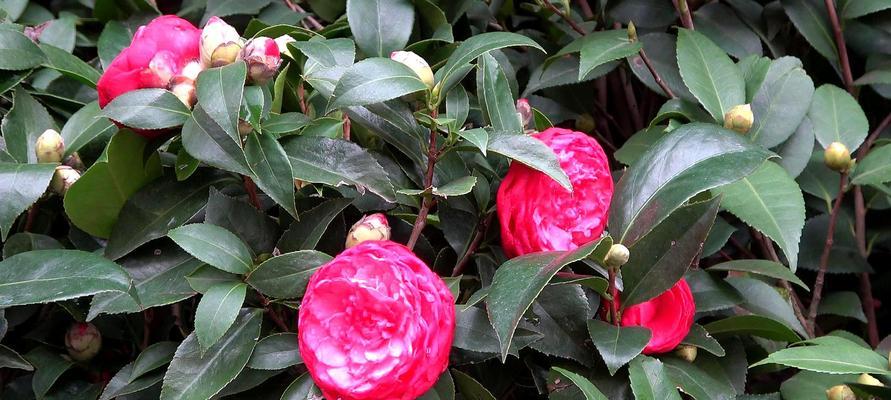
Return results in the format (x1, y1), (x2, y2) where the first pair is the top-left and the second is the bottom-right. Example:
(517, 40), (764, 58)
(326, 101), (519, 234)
(586, 319), (651, 376)
(1, 88), (56, 163)
(487, 130), (571, 190)
(246, 250), (333, 298)
(476, 53), (522, 135)
(751, 339), (891, 375)
(748, 62), (815, 148)
(550, 29), (641, 81)
(277, 198), (352, 252)
(0, 162), (55, 241)
(346, 0), (413, 57)
(452, 369), (496, 400)
(195, 281), (247, 351)
(102, 89), (191, 130)
(781, 0), (838, 70)
(168, 223), (254, 275)
(182, 104), (252, 176)
(551, 367), (608, 400)
(808, 84), (868, 151)
(247, 333), (303, 370)
(676, 28), (746, 121)
(0, 28), (46, 70)
(196, 62), (246, 141)
(436, 32), (544, 94)
(628, 356), (682, 400)
(245, 132), (297, 218)
(850, 143), (891, 186)
(60, 101), (116, 157)
(39, 43), (101, 87)
(708, 260), (808, 289)
(705, 315), (800, 342)
(327, 58), (427, 111)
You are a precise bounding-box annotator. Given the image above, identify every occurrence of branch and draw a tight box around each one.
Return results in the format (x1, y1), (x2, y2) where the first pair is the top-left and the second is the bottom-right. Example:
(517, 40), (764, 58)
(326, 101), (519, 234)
(757, 232), (811, 336)
(452, 213), (494, 276)
(576, 0), (594, 20)
(407, 131), (439, 250)
(673, 0), (695, 30)
(284, 0), (324, 31)
(823, 0), (855, 94)
(541, 0), (586, 35)
(606, 267), (620, 325)
(638, 48), (676, 98)
(806, 173), (848, 333)
(242, 175), (261, 209)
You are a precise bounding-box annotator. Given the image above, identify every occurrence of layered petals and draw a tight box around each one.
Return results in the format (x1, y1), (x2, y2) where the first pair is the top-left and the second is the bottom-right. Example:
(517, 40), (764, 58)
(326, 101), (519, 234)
(621, 279), (695, 354)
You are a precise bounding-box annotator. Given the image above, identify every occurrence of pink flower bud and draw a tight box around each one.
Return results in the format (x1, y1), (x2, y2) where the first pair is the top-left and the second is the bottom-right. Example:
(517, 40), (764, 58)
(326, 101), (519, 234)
(240, 37), (281, 85)
(390, 50), (434, 89)
(65, 322), (102, 362)
(200, 16), (243, 68)
(274, 35), (296, 58)
(516, 98), (532, 129)
(345, 213), (391, 248)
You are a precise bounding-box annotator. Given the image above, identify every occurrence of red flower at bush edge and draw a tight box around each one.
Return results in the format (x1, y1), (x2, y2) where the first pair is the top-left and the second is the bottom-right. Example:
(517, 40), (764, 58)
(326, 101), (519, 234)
(497, 127), (614, 258)
(298, 241), (455, 400)
(621, 279), (695, 354)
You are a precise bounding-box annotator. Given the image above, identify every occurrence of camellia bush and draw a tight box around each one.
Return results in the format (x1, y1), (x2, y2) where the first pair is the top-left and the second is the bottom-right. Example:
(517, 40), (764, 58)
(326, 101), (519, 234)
(2, 0), (891, 399)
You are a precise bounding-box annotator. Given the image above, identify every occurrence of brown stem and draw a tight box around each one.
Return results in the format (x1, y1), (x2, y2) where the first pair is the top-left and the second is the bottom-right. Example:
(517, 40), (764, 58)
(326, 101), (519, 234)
(757, 232), (812, 336)
(452, 213), (495, 277)
(297, 81), (308, 115)
(243, 175), (261, 209)
(638, 48), (676, 98)
(342, 114), (351, 141)
(284, 0), (324, 30)
(607, 268), (620, 325)
(807, 173), (848, 332)
(407, 132), (439, 250)
(260, 295), (291, 332)
(24, 203), (39, 232)
(823, 0), (855, 94)
(673, 0), (695, 30)
(541, 0), (586, 35)
(618, 67), (644, 131)
(576, 0), (594, 20)
(858, 112), (891, 159)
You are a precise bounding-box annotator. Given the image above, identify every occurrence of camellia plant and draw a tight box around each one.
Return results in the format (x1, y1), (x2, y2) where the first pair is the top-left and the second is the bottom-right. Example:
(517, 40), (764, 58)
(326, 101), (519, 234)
(2, 0), (891, 399)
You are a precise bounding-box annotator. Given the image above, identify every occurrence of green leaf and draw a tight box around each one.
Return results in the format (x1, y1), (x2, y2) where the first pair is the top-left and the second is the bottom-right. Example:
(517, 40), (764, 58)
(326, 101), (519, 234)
(39, 43), (101, 87)
(2, 233), (62, 258)
(551, 29), (642, 81)
(609, 122), (772, 245)
(708, 260), (808, 290)
(0, 162), (55, 241)
(345, 0), (413, 57)
(853, 69), (891, 86)
(298, 38), (356, 98)
(485, 237), (609, 362)
(160, 309), (262, 400)
(445, 85), (469, 131)
(175, 148), (200, 181)
(195, 282), (247, 351)
(245, 132), (297, 218)
(168, 224), (254, 275)
(620, 196), (721, 307)
(89, 246), (204, 319)
(705, 315), (800, 342)
(0, 250), (134, 308)
(60, 101), (116, 157)
(100, 363), (164, 400)
(476, 53), (522, 135)
(527, 285), (594, 366)
(197, 62), (247, 141)
(751, 339), (890, 375)
(452, 369), (496, 400)
(280, 372), (323, 399)
(628, 33), (696, 102)
(182, 104), (252, 176)
(726, 276), (808, 336)
(247, 333), (302, 370)
(282, 136), (396, 202)
(0, 0), (28, 20)
(418, 371), (455, 400)
(104, 171), (230, 260)
(809, 84), (869, 151)
(102, 89), (191, 130)
(780, 371), (857, 399)
(0, 344), (33, 371)
(130, 342), (178, 381)
(713, 161), (805, 270)
(206, 187), (279, 254)
(781, 0), (838, 70)
(457, 128), (488, 155)
(694, 2), (762, 59)
(246, 250), (333, 298)
(277, 198), (352, 252)
(777, 116), (816, 178)
(25, 347), (74, 399)
(687, 269), (744, 312)
(628, 356), (682, 400)
(681, 324), (726, 357)
(839, 0), (891, 18)
(327, 58), (427, 111)
(262, 113), (310, 136)
(1, 87), (56, 163)
(851, 143), (891, 186)
(818, 291), (867, 322)
(676, 28), (746, 121)
(65, 130), (162, 238)
(0, 28), (45, 70)
(487, 130), (571, 191)
(97, 21), (133, 70)
(201, 0), (273, 24)
(436, 32), (544, 95)
(551, 367), (608, 400)
(586, 319), (651, 376)
(434, 176), (477, 197)
(662, 357), (738, 400)
(748, 63), (815, 148)
(186, 266), (240, 294)
(798, 214), (870, 274)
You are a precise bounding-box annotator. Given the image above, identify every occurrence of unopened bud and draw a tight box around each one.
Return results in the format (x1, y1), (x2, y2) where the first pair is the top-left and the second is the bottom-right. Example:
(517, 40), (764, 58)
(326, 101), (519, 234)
(149, 51), (177, 84)
(516, 98), (532, 129)
(180, 61), (204, 81)
(65, 322), (102, 362)
(674, 345), (697, 363)
(575, 113), (596, 133)
(238, 119), (253, 137)
(241, 37), (281, 85)
(345, 213), (391, 248)
(169, 76), (197, 108)
(390, 51), (434, 89)
(63, 153), (84, 171)
(604, 244), (630, 269)
(294, 179), (307, 190)
(857, 373), (884, 387)
(824, 142), (853, 173)
(35, 129), (64, 163)
(275, 35), (296, 58)
(627, 22), (638, 42)
(51, 166), (80, 196)
(723, 104), (754, 134)
(825, 385), (855, 400)
(201, 17), (244, 68)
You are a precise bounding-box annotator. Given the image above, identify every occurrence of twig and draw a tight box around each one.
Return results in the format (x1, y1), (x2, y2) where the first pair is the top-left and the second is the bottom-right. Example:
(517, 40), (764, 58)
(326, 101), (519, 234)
(757, 232), (811, 336)
(618, 65), (644, 131)
(243, 175), (261, 209)
(673, 0), (695, 30)
(606, 268), (620, 325)
(823, 0), (855, 94)
(858, 112), (891, 159)
(297, 81), (308, 114)
(342, 114), (351, 141)
(452, 213), (494, 276)
(576, 0), (594, 20)
(407, 131), (439, 250)
(638, 48), (676, 98)
(806, 173), (848, 332)
(260, 295), (291, 332)
(284, 0), (324, 31)
(24, 203), (39, 232)
(541, 0), (586, 35)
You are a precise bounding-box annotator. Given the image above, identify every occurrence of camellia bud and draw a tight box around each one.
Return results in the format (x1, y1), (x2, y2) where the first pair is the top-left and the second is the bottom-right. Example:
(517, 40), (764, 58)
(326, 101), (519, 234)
(51, 166), (80, 196)
(825, 385), (855, 400)
(824, 142), (853, 173)
(200, 17), (244, 68)
(857, 373), (884, 387)
(275, 35), (296, 58)
(169, 76), (197, 108)
(148, 51), (178, 84)
(574, 113), (596, 133)
(238, 119), (253, 137)
(294, 179), (307, 190)
(627, 21), (638, 42)
(345, 213), (391, 249)
(516, 98), (532, 129)
(674, 345), (697, 363)
(65, 322), (102, 362)
(723, 104), (754, 134)
(604, 243), (630, 269)
(63, 153), (84, 171)
(241, 37), (281, 85)
(35, 129), (64, 163)
(390, 51), (434, 90)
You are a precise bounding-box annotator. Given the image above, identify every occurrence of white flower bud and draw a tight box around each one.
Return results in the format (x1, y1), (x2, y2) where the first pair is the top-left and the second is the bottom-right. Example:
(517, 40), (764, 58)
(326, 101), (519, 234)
(275, 35), (296, 58)
(723, 104), (754, 134)
(200, 17), (244, 68)
(35, 129), (64, 163)
(345, 213), (391, 249)
(390, 51), (434, 89)
(51, 165), (80, 196)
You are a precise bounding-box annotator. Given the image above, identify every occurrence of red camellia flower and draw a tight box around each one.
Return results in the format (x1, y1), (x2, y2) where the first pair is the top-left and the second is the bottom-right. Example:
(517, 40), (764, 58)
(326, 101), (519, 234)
(497, 127), (613, 258)
(621, 279), (695, 354)
(96, 15), (201, 138)
(298, 241), (455, 400)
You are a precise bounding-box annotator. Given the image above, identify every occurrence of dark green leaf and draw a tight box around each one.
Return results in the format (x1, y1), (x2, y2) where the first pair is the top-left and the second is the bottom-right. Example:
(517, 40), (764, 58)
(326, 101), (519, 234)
(527, 285), (594, 366)
(751, 337), (890, 374)
(418, 371), (455, 400)
(436, 32), (544, 95)
(586, 319), (651, 375)
(60, 101), (116, 157)
(328, 58), (427, 111)
(39, 43), (101, 87)
(206, 187), (279, 254)
(246, 250), (333, 298)
(197, 62), (246, 141)
(277, 198), (352, 252)
(628, 33), (695, 101)
(452, 369), (496, 400)
(726, 276), (808, 336)
(676, 28), (746, 121)
(476, 53), (522, 135)
(182, 104), (252, 176)
(102, 89), (191, 130)
(0, 162), (55, 241)
(131, 342), (178, 381)
(817, 291), (867, 322)
(851, 143), (891, 186)
(280, 372), (323, 399)
(628, 356), (682, 400)
(748, 62), (815, 148)
(25, 347), (74, 399)
(809, 84), (869, 151)
(168, 223), (254, 275)
(681, 324), (726, 357)
(550, 30), (641, 81)
(195, 281), (247, 351)
(247, 333), (302, 370)
(1, 88), (56, 163)
(781, 0), (838, 70)
(708, 260), (808, 289)
(201, 0), (273, 24)
(262, 113), (310, 136)
(487, 130), (571, 190)
(705, 315), (800, 342)
(694, 3), (762, 59)
(345, 0), (413, 57)
(0, 344), (32, 371)
(0, 28), (45, 70)
(551, 367), (608, 400)
(186, 266), (241, 294)
(662, 357), (737, 400)
(245, 132), (297, 218)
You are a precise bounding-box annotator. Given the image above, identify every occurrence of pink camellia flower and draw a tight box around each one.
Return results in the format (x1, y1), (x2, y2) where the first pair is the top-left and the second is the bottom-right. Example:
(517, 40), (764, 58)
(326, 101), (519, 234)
(298, 241), (455, 400)
(240, 37), (281, 85)
(496, 127), (613, 258)
(621, 279), (695, 354)
(96, 15), (202, 138)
